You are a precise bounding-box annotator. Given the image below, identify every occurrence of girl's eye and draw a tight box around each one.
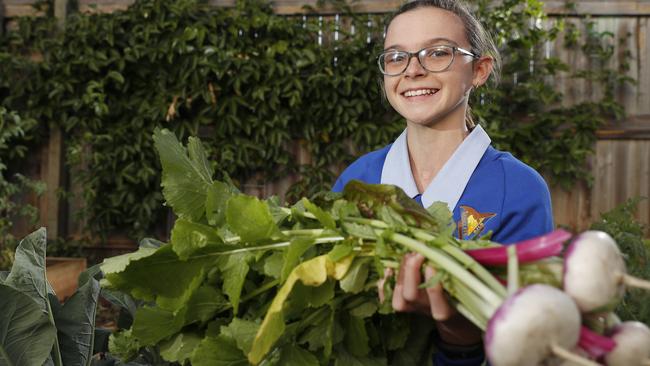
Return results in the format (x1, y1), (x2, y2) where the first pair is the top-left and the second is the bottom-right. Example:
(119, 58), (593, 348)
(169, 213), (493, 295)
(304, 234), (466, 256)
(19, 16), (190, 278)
(386, 53), (406, 64)
(426, 49), (450, 58)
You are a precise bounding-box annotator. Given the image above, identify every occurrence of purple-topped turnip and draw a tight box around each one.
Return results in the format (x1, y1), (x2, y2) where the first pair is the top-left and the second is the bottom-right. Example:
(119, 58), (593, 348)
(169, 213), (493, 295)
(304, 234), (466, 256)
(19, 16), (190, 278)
(563, 231), (650, 313)
(604, 321), (650, 366)
(485, 284), (597, 366)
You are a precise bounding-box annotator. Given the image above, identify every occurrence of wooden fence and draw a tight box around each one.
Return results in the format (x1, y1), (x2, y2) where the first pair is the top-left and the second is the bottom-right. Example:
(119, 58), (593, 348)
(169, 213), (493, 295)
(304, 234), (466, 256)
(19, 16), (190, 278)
(3, 0), (650, 251)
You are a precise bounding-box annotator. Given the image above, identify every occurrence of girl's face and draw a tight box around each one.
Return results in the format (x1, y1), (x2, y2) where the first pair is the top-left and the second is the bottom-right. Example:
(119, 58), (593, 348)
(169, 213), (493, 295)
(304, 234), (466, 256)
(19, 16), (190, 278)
(383, 7), (484, 129)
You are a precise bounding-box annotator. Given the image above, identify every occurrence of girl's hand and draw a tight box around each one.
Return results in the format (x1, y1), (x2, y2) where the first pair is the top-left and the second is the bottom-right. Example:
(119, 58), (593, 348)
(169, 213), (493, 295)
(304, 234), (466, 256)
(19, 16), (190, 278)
(390, 253), (483, 346)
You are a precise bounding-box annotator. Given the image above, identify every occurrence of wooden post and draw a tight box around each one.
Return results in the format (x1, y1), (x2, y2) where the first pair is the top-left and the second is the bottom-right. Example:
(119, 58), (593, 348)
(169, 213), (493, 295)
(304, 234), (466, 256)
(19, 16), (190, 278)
(0, 0), (5, 37)
(41, 0), (69, 240)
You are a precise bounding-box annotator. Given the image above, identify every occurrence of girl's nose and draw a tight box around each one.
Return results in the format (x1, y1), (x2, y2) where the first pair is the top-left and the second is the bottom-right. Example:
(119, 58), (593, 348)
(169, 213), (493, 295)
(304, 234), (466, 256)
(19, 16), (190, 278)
(404, 55), (427, 78)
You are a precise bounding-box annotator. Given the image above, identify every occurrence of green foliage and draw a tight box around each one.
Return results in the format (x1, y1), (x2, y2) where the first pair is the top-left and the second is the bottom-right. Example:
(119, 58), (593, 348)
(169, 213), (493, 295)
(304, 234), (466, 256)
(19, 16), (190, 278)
(100, 129), (473, 365)
(0, 228), (101, 366)
(0, 107), (44, 258)
(590, 198), (650, 325)
(0, 0), (630, 240)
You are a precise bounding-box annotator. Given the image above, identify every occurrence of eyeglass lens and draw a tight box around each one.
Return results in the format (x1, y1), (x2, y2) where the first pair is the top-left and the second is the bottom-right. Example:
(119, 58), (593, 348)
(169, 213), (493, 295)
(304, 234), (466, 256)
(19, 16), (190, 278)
(380, 46), (454, 75)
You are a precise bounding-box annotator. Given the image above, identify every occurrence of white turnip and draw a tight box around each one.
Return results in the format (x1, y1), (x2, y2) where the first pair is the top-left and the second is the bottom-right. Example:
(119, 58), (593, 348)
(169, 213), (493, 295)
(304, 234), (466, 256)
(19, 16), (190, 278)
(604, 321), (650, 366)
(563, 231), (650, 313)
(485, 284), (596, 366)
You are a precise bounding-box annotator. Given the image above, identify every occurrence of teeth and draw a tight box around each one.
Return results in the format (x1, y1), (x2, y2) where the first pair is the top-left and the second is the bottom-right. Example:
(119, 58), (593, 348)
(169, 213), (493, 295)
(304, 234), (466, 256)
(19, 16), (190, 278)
(404, 89), (437, 97)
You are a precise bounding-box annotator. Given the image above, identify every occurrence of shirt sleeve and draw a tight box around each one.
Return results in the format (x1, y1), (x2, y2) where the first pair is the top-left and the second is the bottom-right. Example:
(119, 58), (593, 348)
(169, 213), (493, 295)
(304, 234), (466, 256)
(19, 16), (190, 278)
(492, 159), (554, 244)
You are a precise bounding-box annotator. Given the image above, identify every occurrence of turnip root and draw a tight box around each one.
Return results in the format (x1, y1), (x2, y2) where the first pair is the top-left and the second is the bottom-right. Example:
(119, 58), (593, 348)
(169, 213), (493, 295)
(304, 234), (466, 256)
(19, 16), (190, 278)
(485, 284), (596, 366)
(605, 321), (650, 366)
(563, 231), (650, 313)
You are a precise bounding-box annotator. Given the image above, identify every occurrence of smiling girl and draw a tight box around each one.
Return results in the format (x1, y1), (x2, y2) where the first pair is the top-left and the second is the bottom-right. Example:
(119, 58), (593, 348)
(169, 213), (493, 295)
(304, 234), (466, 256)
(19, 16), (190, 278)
(332, 0), (554, 364)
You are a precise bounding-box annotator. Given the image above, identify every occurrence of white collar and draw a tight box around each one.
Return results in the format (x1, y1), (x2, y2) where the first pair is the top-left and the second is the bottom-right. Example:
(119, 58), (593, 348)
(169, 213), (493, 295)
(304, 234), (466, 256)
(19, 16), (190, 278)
(381, 125), (491, 210)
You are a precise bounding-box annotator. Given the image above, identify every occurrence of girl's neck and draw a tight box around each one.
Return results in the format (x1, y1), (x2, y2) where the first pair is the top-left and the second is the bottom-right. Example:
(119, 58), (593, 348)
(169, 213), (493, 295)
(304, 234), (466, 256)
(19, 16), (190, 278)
(406, 121), (469, 194)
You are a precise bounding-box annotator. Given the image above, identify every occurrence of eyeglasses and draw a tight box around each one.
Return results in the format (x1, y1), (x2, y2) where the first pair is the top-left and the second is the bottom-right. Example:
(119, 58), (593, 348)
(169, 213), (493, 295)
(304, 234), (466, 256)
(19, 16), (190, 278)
(377, 45), (479, 76)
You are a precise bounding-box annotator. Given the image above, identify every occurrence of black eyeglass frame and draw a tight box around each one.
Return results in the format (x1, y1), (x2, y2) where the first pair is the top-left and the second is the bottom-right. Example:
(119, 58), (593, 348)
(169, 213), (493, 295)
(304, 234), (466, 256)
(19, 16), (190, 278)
(377, 45), (480, 76)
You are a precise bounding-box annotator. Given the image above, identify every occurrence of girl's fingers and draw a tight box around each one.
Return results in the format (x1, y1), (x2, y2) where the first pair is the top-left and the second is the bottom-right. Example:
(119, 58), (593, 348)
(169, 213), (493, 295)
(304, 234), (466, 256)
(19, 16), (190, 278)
(402, 253), (426, 302)
(424, 266), (455, 321)
(377, 268), (394, 304)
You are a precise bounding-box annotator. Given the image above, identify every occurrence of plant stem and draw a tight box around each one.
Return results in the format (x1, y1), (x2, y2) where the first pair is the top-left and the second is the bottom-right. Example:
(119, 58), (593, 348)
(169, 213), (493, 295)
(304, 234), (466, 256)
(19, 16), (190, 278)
(411, 229), (507, 298)
(550, 345), (600, 366)
(209, 236), (345, 256)
(241, 279), (280, 302)
(384, 231), (503, 309)
(507, 245), (519, 295)
(621, 273), (650, 290)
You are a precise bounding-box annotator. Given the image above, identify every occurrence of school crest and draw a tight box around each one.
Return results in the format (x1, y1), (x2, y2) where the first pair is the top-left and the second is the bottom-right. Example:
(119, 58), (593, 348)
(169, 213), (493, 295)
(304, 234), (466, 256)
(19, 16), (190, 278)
(457, 205), (496, 239)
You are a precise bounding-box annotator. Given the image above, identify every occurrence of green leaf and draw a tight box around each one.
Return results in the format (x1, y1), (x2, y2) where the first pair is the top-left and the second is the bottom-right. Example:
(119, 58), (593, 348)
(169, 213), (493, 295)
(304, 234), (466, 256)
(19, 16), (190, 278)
(221, 318), (260, 355)
(248, 255), (352, 364)
(132, 306), (183, 345)
(276, 345), (319, 366)
(100, 246), (157, 275)
(191, 335), (248, 366)
(218, 253), (252, 313)
(102, 245), (213, 301)
(185, 285), (230, 323)
(344, 315), (370, 357)
(301, 197), (336, 230)
(108, 329), (141, 362)
(328, 242), (353, 262)
(206, 181), (238, 227)
(159, 332), (203, 363)
(0, 284), (56, 366)
(4, 228), (52, 313)
(293, 279), (336, 308)
(226, 195), (283, 243)
(50, 276), (101, 366)
(340, 258), (370, 294)
(263, 251), (284, 279)
(426, 201), (456, 236)
(153, 128), (213, 221)
(171, 218), (224, 260)
(349, 300), (378, 318)
(281, 237), (314, 283)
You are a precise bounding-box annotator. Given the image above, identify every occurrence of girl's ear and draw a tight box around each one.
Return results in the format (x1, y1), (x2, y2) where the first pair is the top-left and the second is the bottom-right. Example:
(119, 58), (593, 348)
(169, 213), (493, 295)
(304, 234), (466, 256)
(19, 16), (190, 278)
(472, 56), (494, 87)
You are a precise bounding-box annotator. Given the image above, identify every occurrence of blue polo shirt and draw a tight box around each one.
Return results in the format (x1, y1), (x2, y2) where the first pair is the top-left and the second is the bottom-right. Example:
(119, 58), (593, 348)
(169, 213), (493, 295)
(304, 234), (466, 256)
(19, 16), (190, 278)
(333, 125), (553, 244)
(332, 126), (553, 365)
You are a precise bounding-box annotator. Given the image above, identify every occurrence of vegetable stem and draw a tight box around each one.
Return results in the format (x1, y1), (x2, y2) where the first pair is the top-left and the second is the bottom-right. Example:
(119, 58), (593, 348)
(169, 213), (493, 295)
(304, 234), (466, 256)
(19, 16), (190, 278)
(412, 229), (507, 298)
(241, 279), (280, 303)
(507, 245), (519, 295)
(384, 231), (503, 310)
(621, 273), (650, 290)
(550, 344), (600, 366)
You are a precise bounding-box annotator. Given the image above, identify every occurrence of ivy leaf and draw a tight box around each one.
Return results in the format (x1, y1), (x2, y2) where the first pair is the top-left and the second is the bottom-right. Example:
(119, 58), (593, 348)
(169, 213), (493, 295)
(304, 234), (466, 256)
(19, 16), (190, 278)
(153, 128), (213, 221)
(226, 195), (284, 243)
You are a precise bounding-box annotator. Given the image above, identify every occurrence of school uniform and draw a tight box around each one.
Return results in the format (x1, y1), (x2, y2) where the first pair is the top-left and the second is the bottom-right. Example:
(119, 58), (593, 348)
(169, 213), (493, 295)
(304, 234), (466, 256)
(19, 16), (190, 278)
(332, 125), (554, 366)
(333, 124), (553, 244)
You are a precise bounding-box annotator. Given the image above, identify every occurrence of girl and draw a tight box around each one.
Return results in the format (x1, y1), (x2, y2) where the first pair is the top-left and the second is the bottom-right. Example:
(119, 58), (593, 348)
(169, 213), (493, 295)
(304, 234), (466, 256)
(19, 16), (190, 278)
(332, 1), (554, 364)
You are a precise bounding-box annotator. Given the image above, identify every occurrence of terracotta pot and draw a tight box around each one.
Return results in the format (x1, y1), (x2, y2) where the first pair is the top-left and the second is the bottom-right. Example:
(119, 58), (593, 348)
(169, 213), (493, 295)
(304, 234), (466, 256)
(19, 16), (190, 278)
(46, 257), (87, 302)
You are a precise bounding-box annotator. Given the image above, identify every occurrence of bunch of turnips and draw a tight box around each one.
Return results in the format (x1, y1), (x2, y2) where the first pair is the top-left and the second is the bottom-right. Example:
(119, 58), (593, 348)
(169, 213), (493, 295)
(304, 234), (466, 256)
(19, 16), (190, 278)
(99, 129), (650, 366)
